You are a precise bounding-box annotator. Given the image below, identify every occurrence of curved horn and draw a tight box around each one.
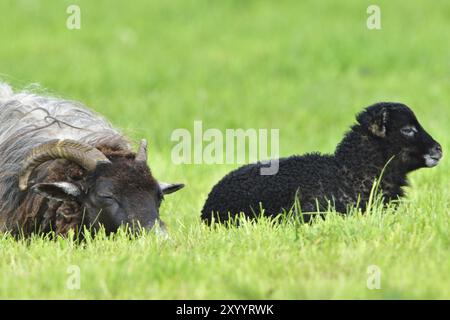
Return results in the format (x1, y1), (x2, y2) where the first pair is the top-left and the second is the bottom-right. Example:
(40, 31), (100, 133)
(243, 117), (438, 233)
(19, 139), (111, 191)
(135, 139), (148, 163)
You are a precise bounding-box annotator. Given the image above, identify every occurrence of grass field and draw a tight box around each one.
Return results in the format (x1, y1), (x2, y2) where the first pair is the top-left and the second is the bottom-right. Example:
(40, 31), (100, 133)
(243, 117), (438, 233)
(0, 0), (449, 299)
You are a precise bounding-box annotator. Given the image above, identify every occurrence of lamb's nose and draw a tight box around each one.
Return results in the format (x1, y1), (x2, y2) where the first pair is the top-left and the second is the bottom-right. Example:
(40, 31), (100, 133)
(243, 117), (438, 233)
(432, 143), (443, 159)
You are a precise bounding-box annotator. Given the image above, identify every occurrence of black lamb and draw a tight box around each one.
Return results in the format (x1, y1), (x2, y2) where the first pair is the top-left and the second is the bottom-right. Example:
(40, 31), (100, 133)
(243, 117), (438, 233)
(201, 102), (443, 224)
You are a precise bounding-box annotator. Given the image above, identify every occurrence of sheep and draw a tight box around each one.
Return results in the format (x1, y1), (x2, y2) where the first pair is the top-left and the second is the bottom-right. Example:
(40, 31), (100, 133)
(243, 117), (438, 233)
(201, 102), (443, 224)
(0, 82), (184, 237)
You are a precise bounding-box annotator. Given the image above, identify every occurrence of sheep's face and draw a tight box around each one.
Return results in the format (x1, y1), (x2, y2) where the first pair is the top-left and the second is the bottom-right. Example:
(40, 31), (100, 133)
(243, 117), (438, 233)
(32, 160), (184, 234)
(359, 103), (443, 171)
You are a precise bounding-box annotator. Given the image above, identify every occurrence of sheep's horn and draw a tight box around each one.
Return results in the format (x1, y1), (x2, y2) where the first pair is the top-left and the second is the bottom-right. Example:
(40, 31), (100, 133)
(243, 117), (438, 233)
(135, 139), (148, 163)
(19, 139), (111, 191)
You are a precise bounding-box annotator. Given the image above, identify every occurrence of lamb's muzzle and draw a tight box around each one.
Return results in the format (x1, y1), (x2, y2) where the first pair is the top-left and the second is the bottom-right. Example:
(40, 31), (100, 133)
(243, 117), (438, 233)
(424, 143), (443, 167)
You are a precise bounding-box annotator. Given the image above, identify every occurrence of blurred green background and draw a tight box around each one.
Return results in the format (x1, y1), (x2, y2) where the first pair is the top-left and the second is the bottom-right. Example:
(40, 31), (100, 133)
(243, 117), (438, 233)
(0, 0), (448, 299)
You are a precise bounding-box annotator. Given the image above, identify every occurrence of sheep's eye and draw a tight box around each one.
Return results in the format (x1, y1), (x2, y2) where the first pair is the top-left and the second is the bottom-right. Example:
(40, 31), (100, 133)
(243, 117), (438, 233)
(97, 192), (116, 201)
(401, 126), (417, 137)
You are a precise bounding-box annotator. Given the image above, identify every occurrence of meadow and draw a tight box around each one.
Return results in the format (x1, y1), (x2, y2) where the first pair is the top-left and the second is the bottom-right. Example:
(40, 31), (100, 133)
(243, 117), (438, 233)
(0, 0), (448, 299)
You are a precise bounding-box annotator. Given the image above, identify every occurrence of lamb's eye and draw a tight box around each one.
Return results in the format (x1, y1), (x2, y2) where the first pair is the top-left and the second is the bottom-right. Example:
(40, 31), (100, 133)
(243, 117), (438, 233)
(401, 126), (417, 137)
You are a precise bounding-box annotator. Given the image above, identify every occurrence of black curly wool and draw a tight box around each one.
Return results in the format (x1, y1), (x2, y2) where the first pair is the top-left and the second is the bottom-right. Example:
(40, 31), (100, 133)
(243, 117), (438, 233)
(201, 102), (442, 224)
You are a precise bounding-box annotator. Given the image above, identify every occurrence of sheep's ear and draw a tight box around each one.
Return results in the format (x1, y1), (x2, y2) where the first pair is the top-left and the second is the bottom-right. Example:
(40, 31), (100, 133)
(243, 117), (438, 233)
(31, 182), (81, 201)
(159, 182), (185, 195)
(359, 107), (388, 138)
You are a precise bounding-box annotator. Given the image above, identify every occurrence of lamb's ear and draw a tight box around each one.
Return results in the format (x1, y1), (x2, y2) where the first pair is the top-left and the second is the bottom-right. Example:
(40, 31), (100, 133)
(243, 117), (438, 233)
(359, 107), (389, 138)
(31, 182), (81, 201)
(159, 182), (185, 195)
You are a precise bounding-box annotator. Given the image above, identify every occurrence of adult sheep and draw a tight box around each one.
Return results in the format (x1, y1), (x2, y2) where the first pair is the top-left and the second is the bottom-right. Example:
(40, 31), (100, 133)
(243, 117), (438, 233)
(201, 102), (443, 224)
(0, 82), (184, 236)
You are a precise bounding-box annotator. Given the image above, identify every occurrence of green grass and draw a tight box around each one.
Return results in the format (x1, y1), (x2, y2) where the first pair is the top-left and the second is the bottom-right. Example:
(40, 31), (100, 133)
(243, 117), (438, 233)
(0, 0), (449, 299)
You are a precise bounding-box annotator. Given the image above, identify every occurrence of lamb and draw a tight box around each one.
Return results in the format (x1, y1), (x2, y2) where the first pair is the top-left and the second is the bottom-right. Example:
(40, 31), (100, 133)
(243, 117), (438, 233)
(0, 82), (184, 236)
(201, 102), (443, 224)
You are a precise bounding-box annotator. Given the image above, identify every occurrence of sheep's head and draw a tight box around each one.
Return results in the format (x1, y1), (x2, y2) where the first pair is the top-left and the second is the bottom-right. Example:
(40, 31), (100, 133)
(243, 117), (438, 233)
(18, 139), (184, 234)
(357, 102), (443, 171)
